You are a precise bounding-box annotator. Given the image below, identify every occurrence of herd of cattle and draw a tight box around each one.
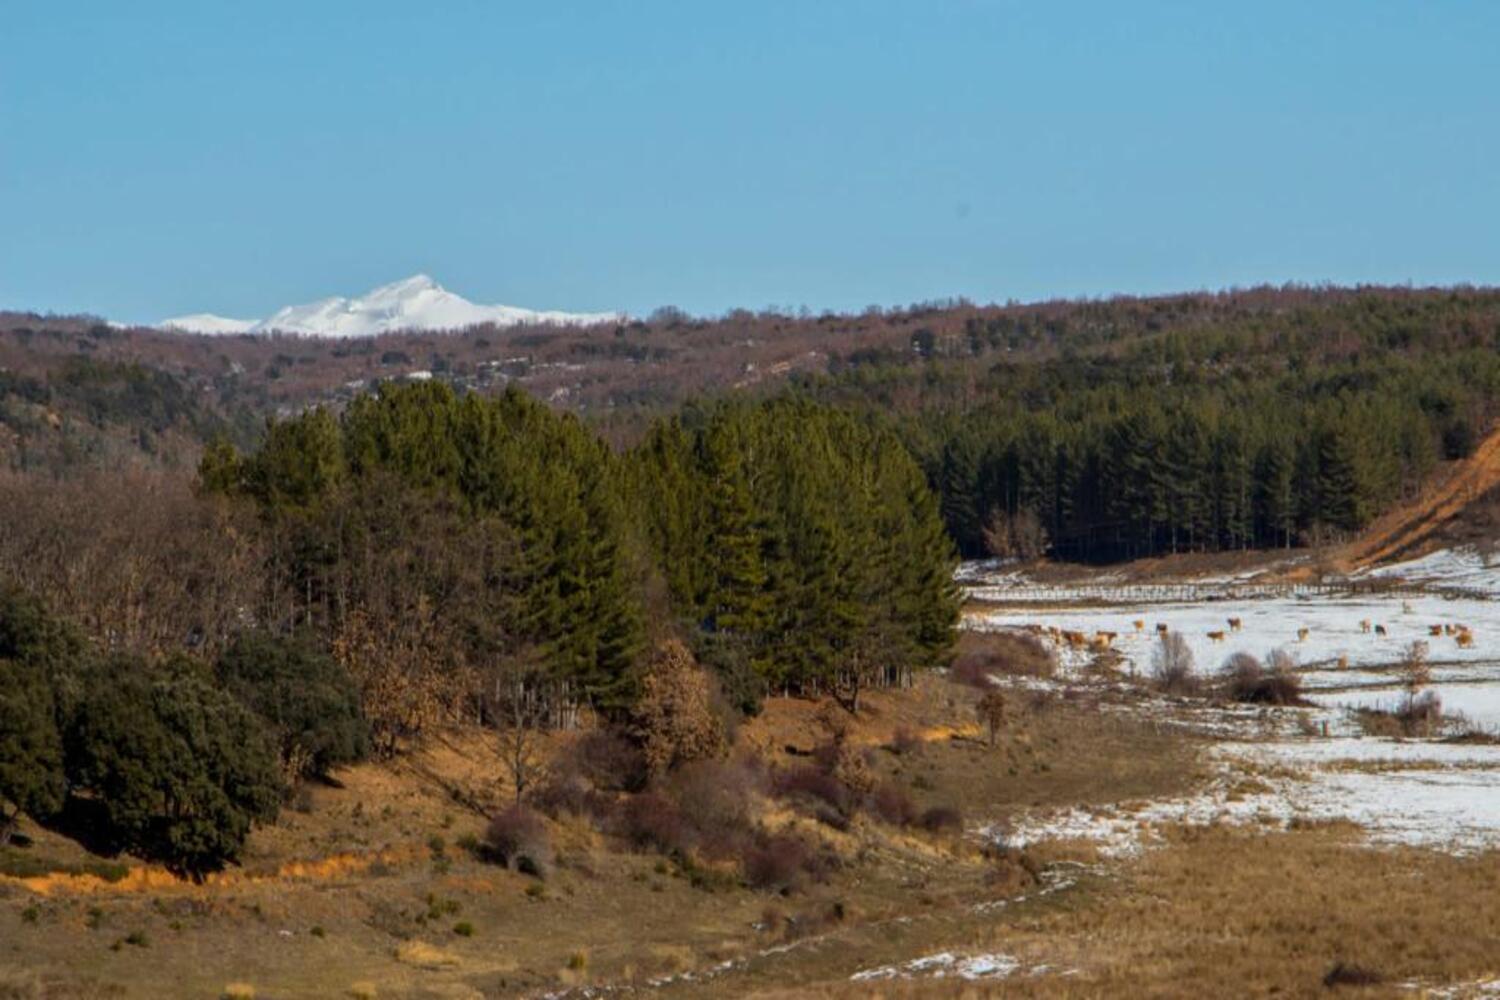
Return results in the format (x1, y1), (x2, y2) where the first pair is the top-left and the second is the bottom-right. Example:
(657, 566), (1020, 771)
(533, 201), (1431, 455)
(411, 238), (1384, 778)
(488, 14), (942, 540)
(1022, 616), (1476, 655)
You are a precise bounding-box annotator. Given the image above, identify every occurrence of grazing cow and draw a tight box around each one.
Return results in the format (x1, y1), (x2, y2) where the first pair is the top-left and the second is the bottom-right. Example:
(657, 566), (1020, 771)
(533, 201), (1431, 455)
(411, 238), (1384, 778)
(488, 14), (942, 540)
(1429, 625), (1444, 637)
(1227, 617), (1243, 632)
(1375, 624), (1387, 637)
(1297, 627), (1310, 642)
(1359, 619), (1372, 634)
(1156, 623), (1169, 635)
(1207, 630), (1226, 643)
(1457, 631), (1475, 649)
(1133, 619), (1145, 633)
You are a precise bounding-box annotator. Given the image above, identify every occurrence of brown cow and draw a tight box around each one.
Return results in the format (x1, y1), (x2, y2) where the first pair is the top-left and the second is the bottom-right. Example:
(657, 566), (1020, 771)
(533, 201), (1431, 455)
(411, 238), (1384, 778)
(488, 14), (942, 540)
(1457, 629), (1475, 649)
(1227, 617), (1243, 632)
(1429, 625), (1444, 637)
(1156, 623), (1169, 635)
(1207, 630), (1226, 643)
(1337, 654), (1349, 670)
(1133, 619), (1145, 633)
(1297, 627), (1310, 642)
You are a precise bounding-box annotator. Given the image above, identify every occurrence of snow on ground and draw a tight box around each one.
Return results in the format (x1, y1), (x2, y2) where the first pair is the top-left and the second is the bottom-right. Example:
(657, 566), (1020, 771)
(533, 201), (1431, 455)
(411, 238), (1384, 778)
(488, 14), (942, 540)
(850, 951), (1022, 982)
(1306, 681), (1500, 732)
(968, 594), (1496, 677)
(962, 549), (1500, 857)
(1360, 546), (1500, 597)
(989, 734), (1500, 856)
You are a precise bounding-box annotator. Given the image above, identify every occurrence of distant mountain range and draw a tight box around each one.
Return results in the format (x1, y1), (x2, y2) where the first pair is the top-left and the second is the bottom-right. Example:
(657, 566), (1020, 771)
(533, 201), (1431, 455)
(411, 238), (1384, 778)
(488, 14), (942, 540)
(159, 275), (620, 337)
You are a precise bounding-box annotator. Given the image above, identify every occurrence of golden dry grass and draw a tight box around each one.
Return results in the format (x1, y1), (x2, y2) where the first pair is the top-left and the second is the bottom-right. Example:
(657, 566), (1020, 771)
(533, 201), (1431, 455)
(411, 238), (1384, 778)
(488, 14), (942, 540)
(0, 677), (1203, 999)
(753, 823), (1500, 998)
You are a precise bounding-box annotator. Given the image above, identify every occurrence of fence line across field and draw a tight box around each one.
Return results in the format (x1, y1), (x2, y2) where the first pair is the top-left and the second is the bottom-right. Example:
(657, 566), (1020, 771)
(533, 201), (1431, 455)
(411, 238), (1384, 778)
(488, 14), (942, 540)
(964, 580), (1491, 606)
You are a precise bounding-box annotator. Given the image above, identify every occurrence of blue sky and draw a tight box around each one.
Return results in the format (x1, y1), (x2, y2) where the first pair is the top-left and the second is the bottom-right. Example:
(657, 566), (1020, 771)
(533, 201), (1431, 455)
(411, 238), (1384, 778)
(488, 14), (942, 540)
(2, 2), (1497, 323)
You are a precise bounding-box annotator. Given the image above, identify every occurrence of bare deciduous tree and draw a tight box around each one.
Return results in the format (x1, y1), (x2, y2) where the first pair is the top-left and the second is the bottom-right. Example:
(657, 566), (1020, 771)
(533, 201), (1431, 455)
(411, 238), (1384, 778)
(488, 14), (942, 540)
(976, 689), (1006, 747)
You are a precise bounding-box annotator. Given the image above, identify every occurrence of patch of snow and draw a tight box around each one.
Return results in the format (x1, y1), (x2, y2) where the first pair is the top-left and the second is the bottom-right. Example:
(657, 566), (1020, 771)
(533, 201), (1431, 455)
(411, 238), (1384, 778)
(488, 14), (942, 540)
(851, 951), (1021, 982)
(1360, 546), (1500, 597)
(159, 312), (257, 335)
(1305, 681), (1500, 731)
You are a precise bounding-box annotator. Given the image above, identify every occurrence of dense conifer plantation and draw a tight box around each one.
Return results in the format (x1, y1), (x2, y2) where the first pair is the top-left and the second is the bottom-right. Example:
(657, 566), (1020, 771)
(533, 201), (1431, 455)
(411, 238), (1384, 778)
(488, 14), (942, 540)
(199, 384), (959, 721)
(885, 347), (1500, 561)
(629, 398), (959, 709)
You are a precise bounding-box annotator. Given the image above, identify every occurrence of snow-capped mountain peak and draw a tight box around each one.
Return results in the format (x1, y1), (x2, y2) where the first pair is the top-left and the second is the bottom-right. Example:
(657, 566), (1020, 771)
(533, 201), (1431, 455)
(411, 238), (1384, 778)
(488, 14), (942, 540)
(158, 313), (258, 335)
(159, 276), (619, 337)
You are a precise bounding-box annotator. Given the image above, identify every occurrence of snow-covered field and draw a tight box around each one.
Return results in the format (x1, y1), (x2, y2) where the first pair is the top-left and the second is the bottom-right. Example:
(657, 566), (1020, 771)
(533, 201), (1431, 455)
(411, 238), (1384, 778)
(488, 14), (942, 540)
(964, 547), (1500, 856)
(967, 592), (1494, 676)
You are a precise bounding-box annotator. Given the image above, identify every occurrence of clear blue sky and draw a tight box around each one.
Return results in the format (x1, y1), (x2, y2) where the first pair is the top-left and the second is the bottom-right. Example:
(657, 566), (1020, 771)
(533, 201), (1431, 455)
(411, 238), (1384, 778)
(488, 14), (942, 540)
(3, 2), (1497, 324)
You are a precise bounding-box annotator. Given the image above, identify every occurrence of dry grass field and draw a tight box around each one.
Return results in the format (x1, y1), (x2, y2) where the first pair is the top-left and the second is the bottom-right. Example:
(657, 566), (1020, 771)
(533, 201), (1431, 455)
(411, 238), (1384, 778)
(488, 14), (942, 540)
(0, 667), (1202, 999)
(7, 646), (1500, 998)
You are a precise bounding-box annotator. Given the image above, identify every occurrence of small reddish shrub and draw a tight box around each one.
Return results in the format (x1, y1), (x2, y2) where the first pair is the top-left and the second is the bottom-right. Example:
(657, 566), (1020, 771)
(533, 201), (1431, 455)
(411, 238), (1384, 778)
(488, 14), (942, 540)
(530, 773), (611, 821)
(1323, 962), (1381, 987)
(1222, 651), (1305, 706)
(889, 726), (923, 756)
(771, 765), (851, 817)
(571, 727), (649, 793)
(1402, 690), (1444, 729)
(742, 833), (810, 893)
(614, 791), (690, 855)
(918, 805), (963, 833)
(484, 805), (553, 877)
(868, 783), (916, 827)
(952, 631), (1055, 687)
(670, 758), (761, 832)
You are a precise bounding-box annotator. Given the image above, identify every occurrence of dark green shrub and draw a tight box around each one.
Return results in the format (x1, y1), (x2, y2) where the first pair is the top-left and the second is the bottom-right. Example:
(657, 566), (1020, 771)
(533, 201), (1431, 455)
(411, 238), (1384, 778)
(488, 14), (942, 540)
(215, 631), (368, 778)
(68, 659), (282, 874)
(0, 588), (83, 838)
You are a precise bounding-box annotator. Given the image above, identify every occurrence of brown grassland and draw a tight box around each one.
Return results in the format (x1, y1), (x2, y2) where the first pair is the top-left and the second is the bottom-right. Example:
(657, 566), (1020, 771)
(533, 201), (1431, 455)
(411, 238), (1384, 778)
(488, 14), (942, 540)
(4, 655), (1500, 998)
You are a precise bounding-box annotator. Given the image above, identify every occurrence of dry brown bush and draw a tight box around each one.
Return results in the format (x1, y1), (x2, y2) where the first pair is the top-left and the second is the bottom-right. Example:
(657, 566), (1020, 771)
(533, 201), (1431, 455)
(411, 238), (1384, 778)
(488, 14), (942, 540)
(631, 639), (726, 778)
(868, 783), (917, 827)
(951, 630), (1055, 687)
(484, 805), (552, 877)
(741, 833), (811, 893)
(1221, 651), (1305, 706)
(1152, 631), (1200, 696)
(918, 805), (963, 833)
(613, 791), (690, 855)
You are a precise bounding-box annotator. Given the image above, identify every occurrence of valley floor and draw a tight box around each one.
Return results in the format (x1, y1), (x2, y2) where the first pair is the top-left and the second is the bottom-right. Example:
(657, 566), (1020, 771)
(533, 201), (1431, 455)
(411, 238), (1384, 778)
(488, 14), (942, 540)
(11, 547), (1500, 997)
